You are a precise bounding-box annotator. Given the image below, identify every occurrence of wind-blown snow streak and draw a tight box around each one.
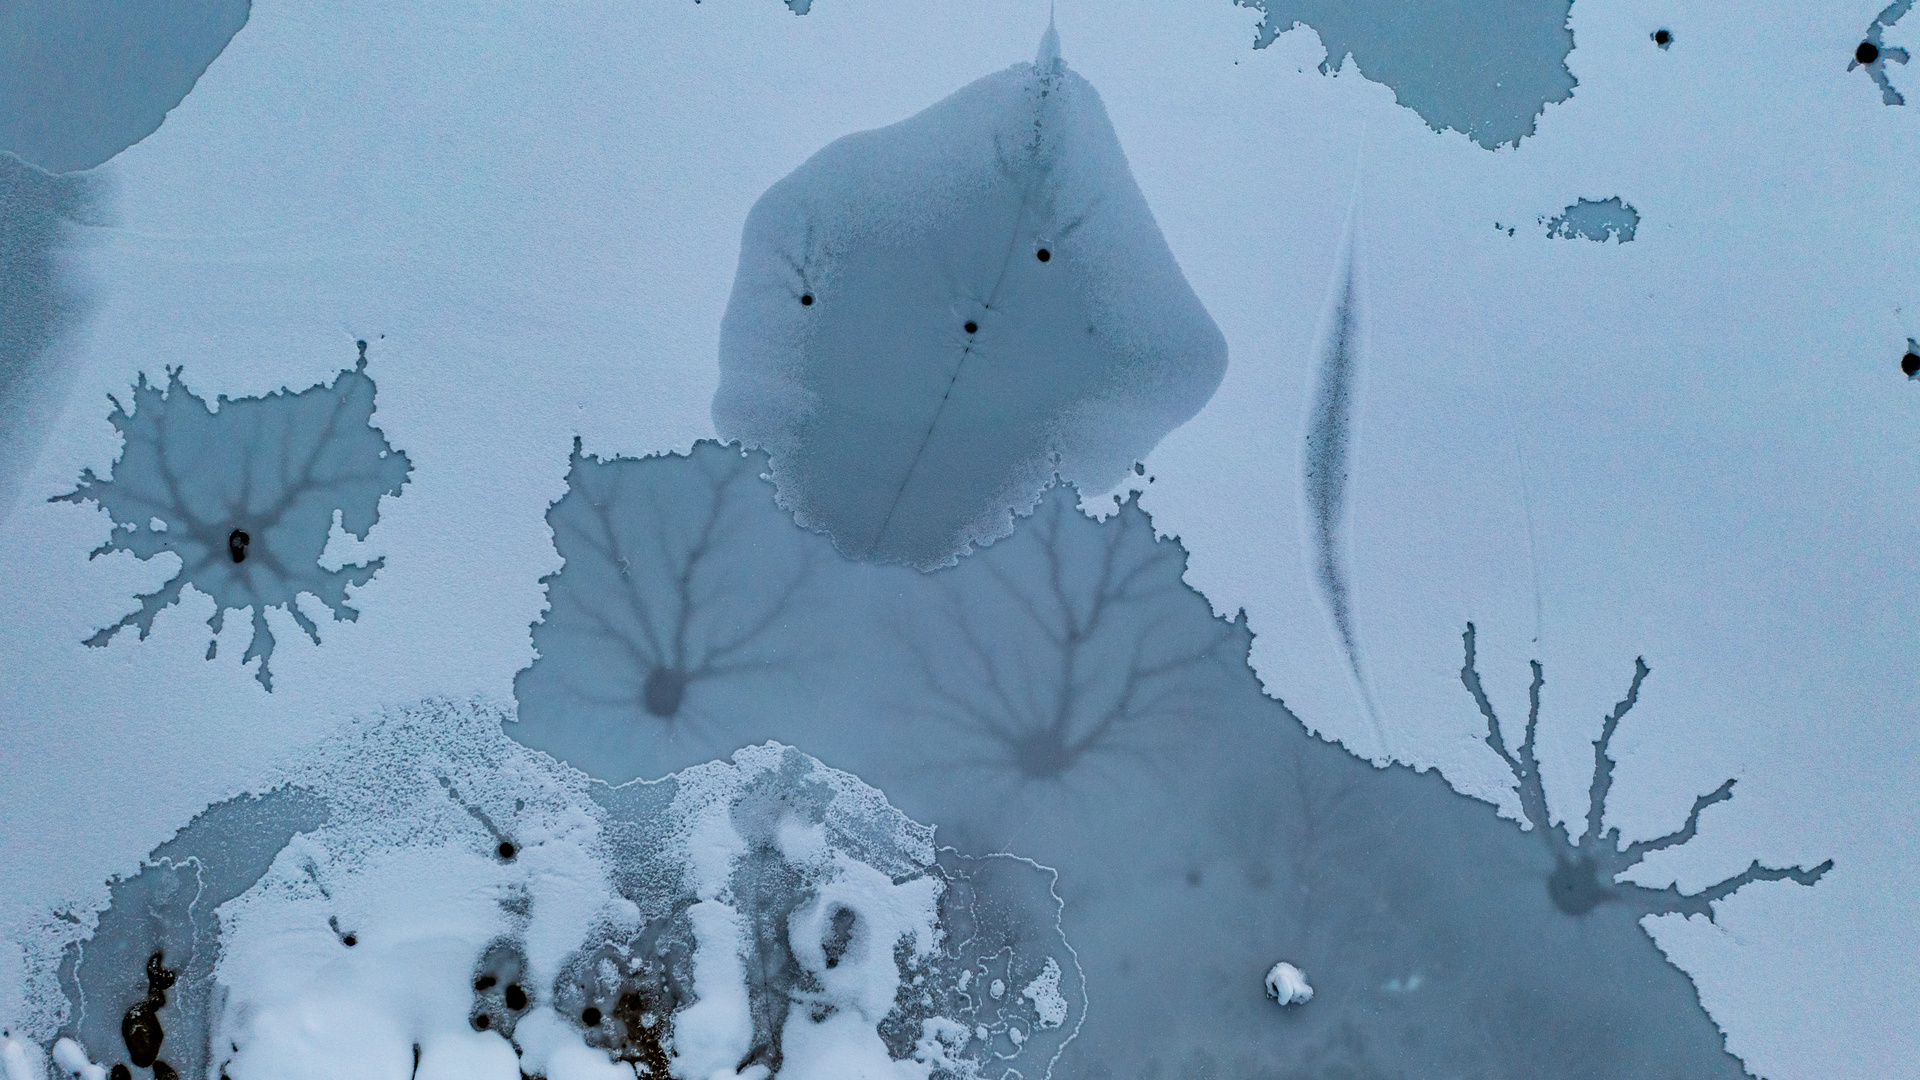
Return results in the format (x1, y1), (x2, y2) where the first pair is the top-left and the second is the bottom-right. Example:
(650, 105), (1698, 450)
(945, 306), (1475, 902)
(1303, 221), (1387, 756)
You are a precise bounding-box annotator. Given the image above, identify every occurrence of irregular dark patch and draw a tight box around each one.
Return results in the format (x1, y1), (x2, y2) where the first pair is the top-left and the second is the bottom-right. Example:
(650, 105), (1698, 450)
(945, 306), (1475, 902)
(54, 344), (413, 689)
(1543, 197), (1640, 243)
(1236, 0), (1577, 148)
(1461, 622), (1832, 919)
(1849, 0), (1913, 105)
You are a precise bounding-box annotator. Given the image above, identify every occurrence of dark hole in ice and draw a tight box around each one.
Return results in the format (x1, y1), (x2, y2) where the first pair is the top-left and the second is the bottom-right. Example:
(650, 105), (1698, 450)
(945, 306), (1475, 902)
(800, 293), (813, 306)
(1036, 247), (1051, 261)
(504, 983), (528, 1011)
(964, 321), (978, 334)
(152, 1061), (178, 1080)
(1902, 351), (1919, 377)
(475, 975), (497, 991)
(340, 934), (356, 947)
(1547, 854), (1610, 916)
(473, 1013), (492, 1031)
(821, 906), (857, 969)
(582, 1007), (602, 1027)
(497, 841), (517, 861)
(110, 1066), (130, 1080)
(227, 529), (249, 564)
(1652, 28), (1671, 47)
(1857, 40), (1880, 64)
(121, 951), (176, 1067)
(642, 666), (690, 718)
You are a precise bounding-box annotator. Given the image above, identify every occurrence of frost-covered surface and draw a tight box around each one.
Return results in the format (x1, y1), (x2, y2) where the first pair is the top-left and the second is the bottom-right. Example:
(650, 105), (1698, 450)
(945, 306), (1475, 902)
(1542, 196), (1640, 243)
(512, 454), (1812, 1079)
(714, 27), (1225, 568)
(20, 705), (1082, 1080)
(1262, 961), (1311, 1006)
(3, 2), (1918, 1078)
(54, 347), (411, 689)
(0, 153), (101, 525)
(1235, 0), (1576, 148)
(0, 0), (250, 174)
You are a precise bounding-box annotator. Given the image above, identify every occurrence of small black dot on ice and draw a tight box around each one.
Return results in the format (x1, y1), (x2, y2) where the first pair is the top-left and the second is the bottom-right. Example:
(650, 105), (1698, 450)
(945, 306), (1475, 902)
(800, 293), (813, 306)
(341, 934), (356, 947)
(504, 984), (528, 1011)
(227, 529), (250, 564)
(1036, 248), (1051, 262)
(475, 975), (497, 991)
(497, 841), (516, 860)
(581, 1007), (603, 1027)
(1652, 28), (1671, 47)
(1857, 40), (1880, 64)
(1901, 351), (1919, 377)
(473, 1013), (491, 1031)
(964, 321), (978, 334)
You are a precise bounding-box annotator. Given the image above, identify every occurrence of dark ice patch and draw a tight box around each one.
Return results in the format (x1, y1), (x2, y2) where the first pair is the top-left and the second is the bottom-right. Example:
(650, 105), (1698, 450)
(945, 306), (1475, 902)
(1849, 0), (1913, 105)
(55, 787), (329, 1080)
(54, 343), (413, 689)
(1236, 0), (1577, 148)
(0, 0), (250, 173)
(1543, 196), (1640, 243)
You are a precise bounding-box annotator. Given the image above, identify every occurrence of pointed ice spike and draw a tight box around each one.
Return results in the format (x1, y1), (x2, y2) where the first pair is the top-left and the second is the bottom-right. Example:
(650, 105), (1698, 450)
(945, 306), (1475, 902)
(1036, 11), (1062, 73)
(713, 26), (1226, 569)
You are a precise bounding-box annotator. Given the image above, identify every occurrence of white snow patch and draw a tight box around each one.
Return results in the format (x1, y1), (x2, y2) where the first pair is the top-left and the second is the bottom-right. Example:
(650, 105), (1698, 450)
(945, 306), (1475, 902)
(1264, 961), (1313, 1006)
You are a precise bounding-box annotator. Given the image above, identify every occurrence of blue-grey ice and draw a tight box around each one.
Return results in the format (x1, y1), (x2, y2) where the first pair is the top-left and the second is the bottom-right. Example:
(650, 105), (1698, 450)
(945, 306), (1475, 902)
(1236, 0), (1577, 148)
(54, 345), (412, 689)
(1852, 0), (1913, 105)
(1543, 196), (1640, 243)
(0, 0), (251, 173)
(0, 152), (102, 524)
(1302, 217), (1386, 756)
(713, 23), (1226, 569)
(507, 446), (1832, 1079)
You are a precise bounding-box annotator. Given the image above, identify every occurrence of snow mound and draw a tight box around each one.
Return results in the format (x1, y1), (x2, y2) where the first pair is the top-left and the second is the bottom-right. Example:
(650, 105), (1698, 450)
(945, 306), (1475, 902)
(1263, 961), (1312, 1006)
(713, 24), (1225, 569)
(25, 704), (1081, 1080)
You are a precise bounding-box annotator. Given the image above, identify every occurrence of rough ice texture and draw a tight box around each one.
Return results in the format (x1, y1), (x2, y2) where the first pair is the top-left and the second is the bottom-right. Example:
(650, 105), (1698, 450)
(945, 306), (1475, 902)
(0, 0), (251, 173)
(0, 153), (102, 524)
(713, 29), (1226, 569)
(49, 788), (329, 1080)
(509, 448), (1831, 1079)
(1236, 0), (1577, 148)
(54, 345), (412, 689)
(25, 704), (1082, 1080)
(1543, 196), (1640, 243)
(1852, 0), (1913, 105)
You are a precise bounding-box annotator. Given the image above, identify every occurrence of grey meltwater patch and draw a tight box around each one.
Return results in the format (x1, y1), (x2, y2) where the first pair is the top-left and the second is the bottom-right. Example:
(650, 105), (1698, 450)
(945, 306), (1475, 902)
(0, 152), (104, 524)
(0, 0), (251, 174)
(54, 343), (412, 690)
(1235, 0), (1577, 148)
(713, 24), (1227, 570)
(1543, 196), (1640, 242)
(509, 440), (1832, 1080)
(51, 788), (329, 1080)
